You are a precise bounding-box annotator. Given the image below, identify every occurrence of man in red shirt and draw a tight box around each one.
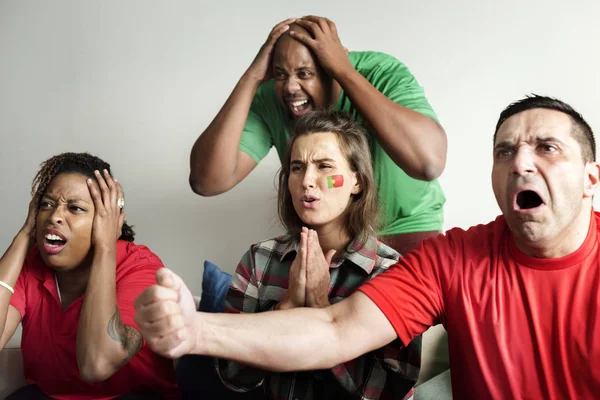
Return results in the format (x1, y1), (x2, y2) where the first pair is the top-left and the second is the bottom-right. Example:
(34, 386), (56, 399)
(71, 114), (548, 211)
(135, 95), (600, 399)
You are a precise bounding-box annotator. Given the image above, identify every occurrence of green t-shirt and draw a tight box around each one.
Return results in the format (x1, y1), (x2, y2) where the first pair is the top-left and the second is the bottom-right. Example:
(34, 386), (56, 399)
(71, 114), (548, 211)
(239, 51), (445, 236)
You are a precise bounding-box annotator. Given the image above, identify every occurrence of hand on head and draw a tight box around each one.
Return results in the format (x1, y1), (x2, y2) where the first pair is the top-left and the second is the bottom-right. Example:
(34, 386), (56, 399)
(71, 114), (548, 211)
(247, 16), (351, 83)
(246, 17), (298, 83)
(288, 16), (352, 78)
(134, 268), (198, 359)
(86, 169), (125, 251)
(21, 194), (40, 238)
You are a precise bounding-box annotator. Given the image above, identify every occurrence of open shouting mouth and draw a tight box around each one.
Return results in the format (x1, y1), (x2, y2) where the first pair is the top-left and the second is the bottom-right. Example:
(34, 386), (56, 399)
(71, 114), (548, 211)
(513, 189), (545, 212)
(42, 229), (67, 255)
(286, 98), (312, 117)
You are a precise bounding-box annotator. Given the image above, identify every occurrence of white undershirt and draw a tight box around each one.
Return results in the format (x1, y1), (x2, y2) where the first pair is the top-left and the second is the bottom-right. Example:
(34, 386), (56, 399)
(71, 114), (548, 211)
(54, 273), (62, 303)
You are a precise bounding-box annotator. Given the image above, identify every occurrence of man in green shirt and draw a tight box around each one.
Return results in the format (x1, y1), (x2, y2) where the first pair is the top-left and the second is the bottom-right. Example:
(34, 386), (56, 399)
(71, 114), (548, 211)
(190, 16), (447, 255)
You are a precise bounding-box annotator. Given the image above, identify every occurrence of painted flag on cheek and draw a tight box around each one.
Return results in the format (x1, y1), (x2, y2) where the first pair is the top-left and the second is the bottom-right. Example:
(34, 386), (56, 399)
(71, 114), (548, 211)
(327, 175), (344, 189)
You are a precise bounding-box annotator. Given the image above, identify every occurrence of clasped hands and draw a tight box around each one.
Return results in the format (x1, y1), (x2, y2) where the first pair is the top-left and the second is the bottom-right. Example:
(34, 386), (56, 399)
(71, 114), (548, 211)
(278, 227), (336, 310)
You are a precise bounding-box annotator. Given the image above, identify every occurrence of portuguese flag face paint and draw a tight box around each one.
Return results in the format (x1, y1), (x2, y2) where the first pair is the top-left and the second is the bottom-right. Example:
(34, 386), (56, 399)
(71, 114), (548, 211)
(327, 175), (344, 189)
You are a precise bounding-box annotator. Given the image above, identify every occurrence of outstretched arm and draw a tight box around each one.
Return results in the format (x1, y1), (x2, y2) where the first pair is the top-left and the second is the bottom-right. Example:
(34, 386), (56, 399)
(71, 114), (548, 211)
(135, 267), (398, 372)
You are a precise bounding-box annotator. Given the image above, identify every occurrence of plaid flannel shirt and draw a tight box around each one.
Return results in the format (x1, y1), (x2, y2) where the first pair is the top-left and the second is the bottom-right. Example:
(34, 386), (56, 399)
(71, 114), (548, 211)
(216, 234), (420, 400)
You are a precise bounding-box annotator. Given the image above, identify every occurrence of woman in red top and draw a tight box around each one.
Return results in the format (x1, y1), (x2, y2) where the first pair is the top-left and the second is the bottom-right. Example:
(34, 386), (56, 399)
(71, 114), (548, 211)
(0, 153), (180, 399)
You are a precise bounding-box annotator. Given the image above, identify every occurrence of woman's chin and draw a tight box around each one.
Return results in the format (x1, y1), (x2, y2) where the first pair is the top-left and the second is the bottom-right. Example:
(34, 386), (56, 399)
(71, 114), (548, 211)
(300, 220), (329, 232)
(40, 253), (85, 271)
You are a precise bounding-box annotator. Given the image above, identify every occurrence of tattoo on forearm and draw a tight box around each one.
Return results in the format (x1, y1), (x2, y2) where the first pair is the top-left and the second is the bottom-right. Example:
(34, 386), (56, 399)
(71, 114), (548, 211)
(107, 305), (143, 368)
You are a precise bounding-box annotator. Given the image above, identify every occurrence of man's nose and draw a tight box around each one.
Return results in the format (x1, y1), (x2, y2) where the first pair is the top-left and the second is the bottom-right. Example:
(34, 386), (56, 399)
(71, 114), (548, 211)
(511, 148), (537, 176)
(285, 78), (301, 94)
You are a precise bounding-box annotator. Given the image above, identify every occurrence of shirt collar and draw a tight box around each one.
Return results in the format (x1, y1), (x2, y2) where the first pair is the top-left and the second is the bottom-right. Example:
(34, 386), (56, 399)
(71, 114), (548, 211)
(278, 233), (379, 275)
(28, 245), (52, 282)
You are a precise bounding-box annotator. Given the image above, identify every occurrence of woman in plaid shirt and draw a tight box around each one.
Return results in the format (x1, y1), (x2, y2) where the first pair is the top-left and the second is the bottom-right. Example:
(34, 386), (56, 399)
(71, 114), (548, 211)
(216, 110), (420, 400)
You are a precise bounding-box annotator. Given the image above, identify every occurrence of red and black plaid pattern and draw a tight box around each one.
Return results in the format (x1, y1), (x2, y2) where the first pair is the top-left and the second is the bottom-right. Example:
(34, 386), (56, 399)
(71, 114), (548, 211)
(216, 234), (420, 400)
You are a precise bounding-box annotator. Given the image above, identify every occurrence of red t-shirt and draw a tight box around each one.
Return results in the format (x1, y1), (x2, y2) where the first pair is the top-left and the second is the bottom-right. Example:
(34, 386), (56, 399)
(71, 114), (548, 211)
(359, 212), (600, 399)
(10, 240), (181, 400)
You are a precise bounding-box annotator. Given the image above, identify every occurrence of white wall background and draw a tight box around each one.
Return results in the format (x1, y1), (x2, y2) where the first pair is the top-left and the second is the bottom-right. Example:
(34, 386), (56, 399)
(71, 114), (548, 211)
(1, 0), (599, 295)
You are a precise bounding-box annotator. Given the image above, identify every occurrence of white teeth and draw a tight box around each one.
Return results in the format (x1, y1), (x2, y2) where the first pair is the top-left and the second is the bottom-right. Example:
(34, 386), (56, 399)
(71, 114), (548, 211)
(45, 233), (64, 241)
(291, 100), (308, 107)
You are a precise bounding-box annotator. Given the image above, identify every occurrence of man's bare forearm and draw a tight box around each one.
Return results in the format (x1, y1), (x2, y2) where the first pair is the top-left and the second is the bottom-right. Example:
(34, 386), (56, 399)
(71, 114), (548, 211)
(189, 73), (261, 195)
(197, 306), (340, 371)
(194, 294), (396, 372)
(335, 68), (447, 181)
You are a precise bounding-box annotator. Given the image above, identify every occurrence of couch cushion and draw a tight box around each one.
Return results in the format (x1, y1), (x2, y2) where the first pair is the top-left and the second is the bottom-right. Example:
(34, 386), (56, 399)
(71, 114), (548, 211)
(414, 369), (452, 400)
(199, 260), (232, 313)
(176, 261), (262, 399)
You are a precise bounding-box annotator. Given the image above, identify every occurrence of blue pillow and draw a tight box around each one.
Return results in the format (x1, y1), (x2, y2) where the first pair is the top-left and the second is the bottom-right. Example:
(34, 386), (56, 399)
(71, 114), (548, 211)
(199, 260), (232, 313)
(176, 261), (263, 399)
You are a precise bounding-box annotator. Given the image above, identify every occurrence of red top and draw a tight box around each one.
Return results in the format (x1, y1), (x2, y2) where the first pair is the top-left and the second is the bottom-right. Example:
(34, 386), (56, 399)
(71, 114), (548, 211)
(10, 240), (180, 400)
(359, 212), (600, 399)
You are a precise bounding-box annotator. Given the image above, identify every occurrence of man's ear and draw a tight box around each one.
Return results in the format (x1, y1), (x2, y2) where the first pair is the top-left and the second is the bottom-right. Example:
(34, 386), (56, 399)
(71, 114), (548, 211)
(351, 173), (362, 195)
(583, 161), (600, 198)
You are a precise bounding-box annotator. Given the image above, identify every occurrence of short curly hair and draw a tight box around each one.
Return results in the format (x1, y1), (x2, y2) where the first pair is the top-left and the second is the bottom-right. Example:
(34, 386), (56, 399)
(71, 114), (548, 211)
(31, 152), (135, 241)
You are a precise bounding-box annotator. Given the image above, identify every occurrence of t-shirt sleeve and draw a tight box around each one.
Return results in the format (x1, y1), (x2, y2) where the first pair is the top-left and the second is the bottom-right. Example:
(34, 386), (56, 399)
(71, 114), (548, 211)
(367, 56), (439, 123)
(239, 88), (274, 163)
(115, 246), (164, 329)
(358, 233), (453, 347)
(9, 258), (30, 319)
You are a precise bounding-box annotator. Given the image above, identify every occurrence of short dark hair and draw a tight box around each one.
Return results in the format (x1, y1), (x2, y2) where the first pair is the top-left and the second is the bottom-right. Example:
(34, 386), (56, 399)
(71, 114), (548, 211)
(494, 94), (596, 162)
(278, 110), (378, 247)
(31, 152), (135, 241)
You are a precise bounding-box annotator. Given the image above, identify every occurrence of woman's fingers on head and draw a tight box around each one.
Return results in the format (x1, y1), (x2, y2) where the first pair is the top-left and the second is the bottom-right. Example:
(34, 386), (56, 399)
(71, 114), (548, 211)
(102, 169), (123, 212)
(89, 170), (111, 210)
(115, 179), (124, 212)
(94, 170), (109, 193)
(86, 178), (104, 209)
(102, 169), (116, 189)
